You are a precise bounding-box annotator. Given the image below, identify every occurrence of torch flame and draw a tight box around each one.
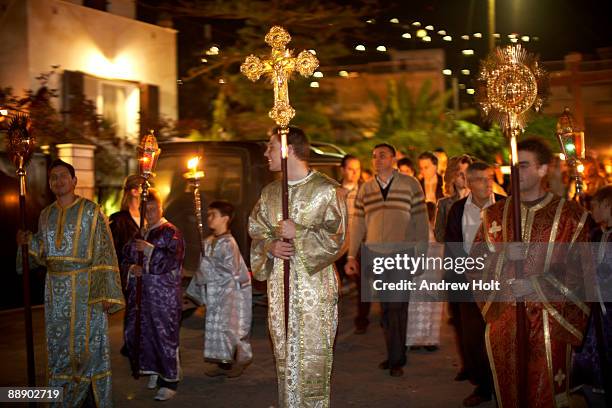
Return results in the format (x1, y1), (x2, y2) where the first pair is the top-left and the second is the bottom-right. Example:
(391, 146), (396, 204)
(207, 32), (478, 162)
(188, 156), (200, 171)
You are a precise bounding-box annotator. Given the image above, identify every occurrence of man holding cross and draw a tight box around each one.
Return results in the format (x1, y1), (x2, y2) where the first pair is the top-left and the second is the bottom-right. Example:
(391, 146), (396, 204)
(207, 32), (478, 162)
(249, 127), (347, 408)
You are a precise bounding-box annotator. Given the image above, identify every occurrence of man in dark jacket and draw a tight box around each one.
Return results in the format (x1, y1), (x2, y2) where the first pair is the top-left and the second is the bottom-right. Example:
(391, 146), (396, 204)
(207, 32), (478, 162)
(444, 161), (504, 407)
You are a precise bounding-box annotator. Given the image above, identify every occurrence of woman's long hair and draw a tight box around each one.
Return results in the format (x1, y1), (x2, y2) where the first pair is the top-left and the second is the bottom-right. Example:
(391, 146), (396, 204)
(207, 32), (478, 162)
(444, 155), (473, 196)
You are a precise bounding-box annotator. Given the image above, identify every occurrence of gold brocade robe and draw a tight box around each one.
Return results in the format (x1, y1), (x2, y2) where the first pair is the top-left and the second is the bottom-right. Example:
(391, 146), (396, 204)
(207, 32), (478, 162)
(249, 170), (346, 408)
(468, 193), (592, 408)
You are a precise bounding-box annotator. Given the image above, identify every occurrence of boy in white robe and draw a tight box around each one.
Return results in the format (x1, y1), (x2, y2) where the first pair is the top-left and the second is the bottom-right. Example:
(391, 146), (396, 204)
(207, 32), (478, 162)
(198, 200), (252, 377)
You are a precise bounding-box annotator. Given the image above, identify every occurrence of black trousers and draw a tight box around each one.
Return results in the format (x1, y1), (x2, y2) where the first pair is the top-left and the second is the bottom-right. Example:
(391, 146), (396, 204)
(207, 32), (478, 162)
(456, 302), (493, 397)
(381, 301), (408, 368)
(354, 269), (371, 330)
(158, 377), (178, 390)
(335, 252), (371, 330)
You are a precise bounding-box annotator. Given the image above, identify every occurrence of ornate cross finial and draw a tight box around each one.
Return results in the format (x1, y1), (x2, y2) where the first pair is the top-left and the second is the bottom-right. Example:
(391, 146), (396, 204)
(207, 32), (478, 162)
(240, 26), (319, 128)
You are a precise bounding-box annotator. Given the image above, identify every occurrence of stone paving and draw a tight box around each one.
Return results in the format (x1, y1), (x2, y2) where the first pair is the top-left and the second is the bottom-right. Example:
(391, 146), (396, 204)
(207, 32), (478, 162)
(1, 291), (497, 408)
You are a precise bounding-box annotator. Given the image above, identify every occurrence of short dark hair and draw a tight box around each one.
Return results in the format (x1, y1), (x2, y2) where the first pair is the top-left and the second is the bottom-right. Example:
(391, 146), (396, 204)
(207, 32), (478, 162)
(592, 185), (612, 209)
(433, 147), (446, 153)
(517, 137), (553, 165)
(373, 143), (396, 156)
(146, 188), (162, 207)
(271, 126), (310, 162)
(467, 161), (492, 176)
(341, 154), (359, 168)
(208, 200), (235, 224)
(48, 159), (75, 178)
(397, 157), (414, 169)
(418, 151), (438, 167)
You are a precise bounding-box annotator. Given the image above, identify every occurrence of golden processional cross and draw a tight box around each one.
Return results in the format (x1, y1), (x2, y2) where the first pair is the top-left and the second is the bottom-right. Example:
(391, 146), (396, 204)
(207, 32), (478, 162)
(241, 26), (318, 336)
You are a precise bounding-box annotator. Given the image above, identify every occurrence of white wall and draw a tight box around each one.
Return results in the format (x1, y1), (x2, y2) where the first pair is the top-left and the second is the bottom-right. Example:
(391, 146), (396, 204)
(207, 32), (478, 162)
(29, 0), (176, 120)
(1, 0), (177, 122)
(0, 0), (30, 95)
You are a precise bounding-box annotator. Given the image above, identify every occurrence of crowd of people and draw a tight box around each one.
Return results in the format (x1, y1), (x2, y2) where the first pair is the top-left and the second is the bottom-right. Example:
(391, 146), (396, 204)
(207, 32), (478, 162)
(335, 138), (611, 408)
(15, 126), (612, 408)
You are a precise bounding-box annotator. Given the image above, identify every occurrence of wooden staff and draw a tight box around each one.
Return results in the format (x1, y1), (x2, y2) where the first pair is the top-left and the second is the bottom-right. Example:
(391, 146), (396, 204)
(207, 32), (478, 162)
(131, 132), (160, 379)
(508, 123), (528, 408)
(186, 156), (206, 254)
(8, 114), (36, 391)
(241, 26), (319, 336)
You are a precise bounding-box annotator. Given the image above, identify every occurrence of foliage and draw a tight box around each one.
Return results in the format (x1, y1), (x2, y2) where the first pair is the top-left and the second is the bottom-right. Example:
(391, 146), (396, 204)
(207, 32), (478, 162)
(147, 0), (373, 139)
(1, 69), (131, 187)
(453, 120), (507, 163)
(337, 78), (478, 162)
(523, 114), (560, 150)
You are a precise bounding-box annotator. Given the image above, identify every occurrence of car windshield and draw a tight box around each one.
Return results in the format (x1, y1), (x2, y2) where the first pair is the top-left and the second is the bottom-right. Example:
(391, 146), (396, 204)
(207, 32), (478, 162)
(154, 150), (245, 272)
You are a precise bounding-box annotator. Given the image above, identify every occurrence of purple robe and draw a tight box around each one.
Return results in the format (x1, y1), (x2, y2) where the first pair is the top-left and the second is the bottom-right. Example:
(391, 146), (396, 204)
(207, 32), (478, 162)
(122, 219), (185, 382)
(572, 227), (612, 394)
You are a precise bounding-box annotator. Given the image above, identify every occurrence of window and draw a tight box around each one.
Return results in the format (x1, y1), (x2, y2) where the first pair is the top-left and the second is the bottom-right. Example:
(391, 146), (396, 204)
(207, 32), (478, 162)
(83, 75), (140, 142)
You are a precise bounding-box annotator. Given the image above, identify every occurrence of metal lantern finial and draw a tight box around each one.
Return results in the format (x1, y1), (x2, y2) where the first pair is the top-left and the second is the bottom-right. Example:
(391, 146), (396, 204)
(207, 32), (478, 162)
(7, 113), (35, 171)
(137, 131), (160, 177)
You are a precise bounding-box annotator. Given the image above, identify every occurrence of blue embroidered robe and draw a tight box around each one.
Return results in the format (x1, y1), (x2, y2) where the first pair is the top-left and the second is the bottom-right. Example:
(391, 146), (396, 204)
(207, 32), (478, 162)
(19, 197), (124, 407)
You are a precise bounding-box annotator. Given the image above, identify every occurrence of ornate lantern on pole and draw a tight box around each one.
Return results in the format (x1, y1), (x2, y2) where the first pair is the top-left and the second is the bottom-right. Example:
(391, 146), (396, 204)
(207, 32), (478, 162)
(7, 113), (37, 388)
(183, 156), (207, 305)
(556, 107), (585, 199)
(131, 131), (161, 379)
(184, 156), (206, 254)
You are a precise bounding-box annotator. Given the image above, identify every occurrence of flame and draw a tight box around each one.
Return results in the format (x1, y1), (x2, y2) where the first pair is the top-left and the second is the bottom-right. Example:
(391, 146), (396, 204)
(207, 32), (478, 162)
(187, 156), (200, 171)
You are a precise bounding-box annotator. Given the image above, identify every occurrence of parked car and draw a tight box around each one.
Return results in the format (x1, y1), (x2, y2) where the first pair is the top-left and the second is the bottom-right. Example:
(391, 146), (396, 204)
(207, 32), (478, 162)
(155, 140), (345, 277)
(0, 139), (344, 309)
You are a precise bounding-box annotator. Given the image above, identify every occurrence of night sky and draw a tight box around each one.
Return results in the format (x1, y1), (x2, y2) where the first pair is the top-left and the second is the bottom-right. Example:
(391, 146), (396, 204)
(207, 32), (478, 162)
(139, 0), (612, 68)
(373, 0), (612, 61)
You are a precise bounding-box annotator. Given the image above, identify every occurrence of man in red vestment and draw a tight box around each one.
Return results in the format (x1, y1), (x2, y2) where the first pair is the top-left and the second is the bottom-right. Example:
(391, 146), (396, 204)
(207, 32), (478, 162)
(468, 138), (592, 408)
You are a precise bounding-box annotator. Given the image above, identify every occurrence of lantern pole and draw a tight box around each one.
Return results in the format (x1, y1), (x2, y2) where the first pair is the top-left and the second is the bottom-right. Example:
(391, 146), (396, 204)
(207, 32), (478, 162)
(7, 114), (37, 392)
(131, 131), (161, 379)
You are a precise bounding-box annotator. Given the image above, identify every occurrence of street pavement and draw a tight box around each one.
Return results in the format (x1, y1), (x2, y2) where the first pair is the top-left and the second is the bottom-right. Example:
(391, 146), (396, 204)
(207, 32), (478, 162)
(0, 289), (496, 407)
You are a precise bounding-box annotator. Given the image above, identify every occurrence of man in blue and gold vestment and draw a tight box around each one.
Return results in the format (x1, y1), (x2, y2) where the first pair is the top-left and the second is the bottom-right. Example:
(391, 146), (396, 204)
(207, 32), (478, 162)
(17, 159), (124, 407)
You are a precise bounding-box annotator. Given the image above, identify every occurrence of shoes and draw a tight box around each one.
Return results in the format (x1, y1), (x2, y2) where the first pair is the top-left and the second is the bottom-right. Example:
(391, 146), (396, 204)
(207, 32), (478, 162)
(378, 360), (389, 370)
(147, 374), (159, 390)
(205, 364), (231, 377)
(154, 387), (176, 401)
(424, 345), (439, 352)
(454, 370), (469, 381)
(390, 367), (404, 377)
(226, 364), (247, 378)
(462, 392), (491, 407)
(409, 345), (422, 351)
(354, 327), (367, 335)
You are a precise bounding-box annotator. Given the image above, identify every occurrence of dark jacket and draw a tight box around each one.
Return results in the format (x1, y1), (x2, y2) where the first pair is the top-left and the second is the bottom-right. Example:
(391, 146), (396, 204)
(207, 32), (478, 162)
(443, 194), (505, 295)
(109, 210), (140, 290)
(419, 174), (444, 203)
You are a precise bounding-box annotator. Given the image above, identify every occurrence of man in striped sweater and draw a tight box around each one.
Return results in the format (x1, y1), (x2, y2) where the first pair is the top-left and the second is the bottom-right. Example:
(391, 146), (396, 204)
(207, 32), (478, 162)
(345, 143), (429, 377)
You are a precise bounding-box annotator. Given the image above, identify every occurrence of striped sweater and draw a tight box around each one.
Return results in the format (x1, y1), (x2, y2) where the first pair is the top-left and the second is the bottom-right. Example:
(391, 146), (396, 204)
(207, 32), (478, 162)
(348, 171), (429, 257)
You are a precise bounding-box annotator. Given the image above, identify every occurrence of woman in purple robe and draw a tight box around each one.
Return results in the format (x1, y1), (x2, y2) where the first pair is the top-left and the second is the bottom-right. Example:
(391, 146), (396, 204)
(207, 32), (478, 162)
(122, 188), (185, 401)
